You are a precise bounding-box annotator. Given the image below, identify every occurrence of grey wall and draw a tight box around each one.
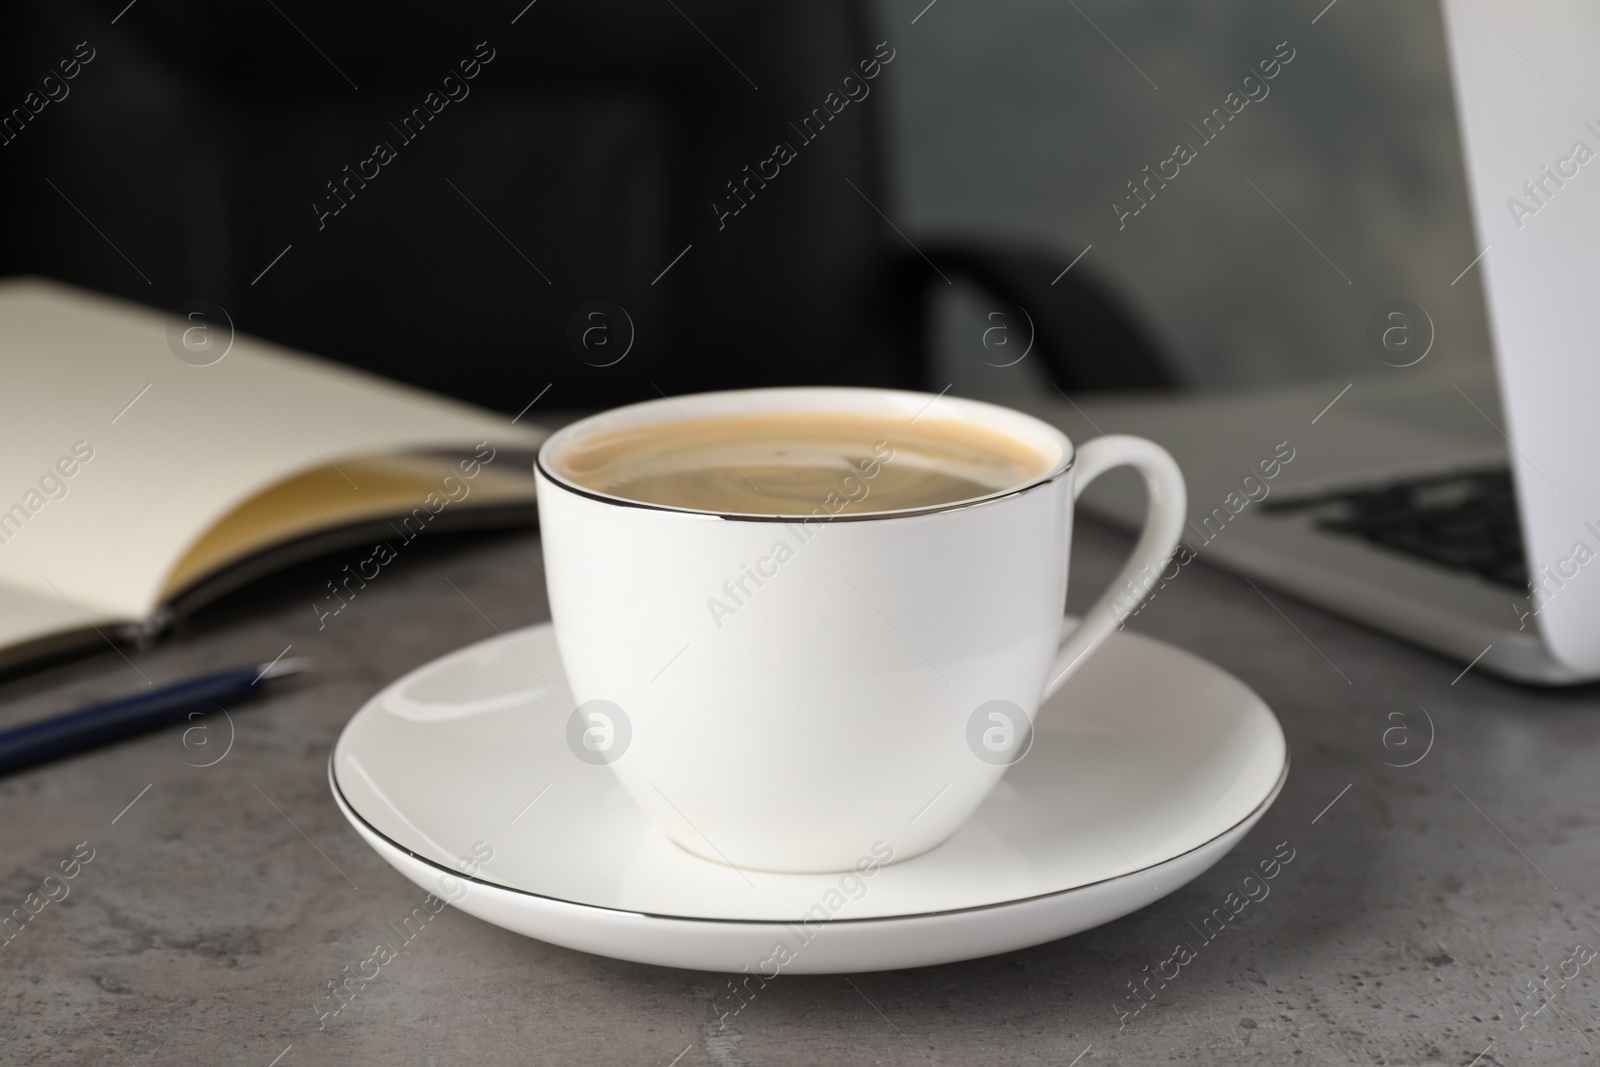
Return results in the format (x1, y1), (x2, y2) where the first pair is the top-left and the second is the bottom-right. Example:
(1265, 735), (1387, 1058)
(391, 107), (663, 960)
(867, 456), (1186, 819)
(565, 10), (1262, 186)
(878, 0), (1497, 393)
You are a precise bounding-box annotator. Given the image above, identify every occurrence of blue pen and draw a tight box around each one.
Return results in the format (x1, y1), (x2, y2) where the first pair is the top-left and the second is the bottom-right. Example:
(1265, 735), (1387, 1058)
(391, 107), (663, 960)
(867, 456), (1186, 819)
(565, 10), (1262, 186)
(0, 657), (308, 776)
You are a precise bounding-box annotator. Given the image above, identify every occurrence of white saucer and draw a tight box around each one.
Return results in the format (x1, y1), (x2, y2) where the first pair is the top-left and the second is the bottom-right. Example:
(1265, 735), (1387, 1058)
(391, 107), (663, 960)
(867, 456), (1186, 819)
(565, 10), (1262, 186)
(331, 621), (1287, 973)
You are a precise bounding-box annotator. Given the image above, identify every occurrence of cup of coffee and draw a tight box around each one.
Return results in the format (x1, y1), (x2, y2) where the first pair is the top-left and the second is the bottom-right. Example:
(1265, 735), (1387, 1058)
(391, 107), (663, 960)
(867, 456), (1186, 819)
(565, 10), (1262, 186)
(535, 387), (1185, 874)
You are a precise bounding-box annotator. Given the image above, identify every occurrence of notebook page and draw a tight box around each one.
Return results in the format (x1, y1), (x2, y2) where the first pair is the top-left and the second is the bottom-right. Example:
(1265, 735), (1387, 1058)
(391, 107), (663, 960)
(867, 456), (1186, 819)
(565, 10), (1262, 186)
(0, 279), (544, 623)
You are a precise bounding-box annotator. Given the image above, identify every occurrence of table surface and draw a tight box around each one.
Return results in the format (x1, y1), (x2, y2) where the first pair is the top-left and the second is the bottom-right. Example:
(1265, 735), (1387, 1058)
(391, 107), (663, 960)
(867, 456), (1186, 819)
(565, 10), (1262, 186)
(4, 426), (1600, 1067)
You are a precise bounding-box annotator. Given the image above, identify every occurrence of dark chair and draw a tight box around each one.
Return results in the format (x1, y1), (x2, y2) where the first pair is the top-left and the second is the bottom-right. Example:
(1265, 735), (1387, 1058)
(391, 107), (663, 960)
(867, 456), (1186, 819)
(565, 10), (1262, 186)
(0, 0), (1173, 412)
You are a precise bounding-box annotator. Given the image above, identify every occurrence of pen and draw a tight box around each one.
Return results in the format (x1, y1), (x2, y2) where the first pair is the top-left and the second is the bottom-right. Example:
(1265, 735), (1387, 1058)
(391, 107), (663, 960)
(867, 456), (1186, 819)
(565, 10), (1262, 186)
(0, 657), (309, 776)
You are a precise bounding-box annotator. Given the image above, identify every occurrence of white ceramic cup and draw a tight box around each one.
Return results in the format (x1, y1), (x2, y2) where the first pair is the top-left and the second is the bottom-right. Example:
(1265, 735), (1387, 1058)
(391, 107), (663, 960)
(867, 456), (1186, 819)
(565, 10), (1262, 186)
(535, 387), (1186, 874)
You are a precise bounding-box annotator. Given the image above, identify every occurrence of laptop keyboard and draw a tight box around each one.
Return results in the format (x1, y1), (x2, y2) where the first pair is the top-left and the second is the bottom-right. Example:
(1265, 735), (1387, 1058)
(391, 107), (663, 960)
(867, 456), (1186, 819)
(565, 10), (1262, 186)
(1259, 466), (1527, 590)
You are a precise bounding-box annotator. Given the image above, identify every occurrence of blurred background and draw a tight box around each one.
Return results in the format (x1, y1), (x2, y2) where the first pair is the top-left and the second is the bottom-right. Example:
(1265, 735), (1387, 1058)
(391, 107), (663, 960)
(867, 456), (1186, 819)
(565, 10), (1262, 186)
(896, 0), (1492, 397)
(0, 0), (1494, 412)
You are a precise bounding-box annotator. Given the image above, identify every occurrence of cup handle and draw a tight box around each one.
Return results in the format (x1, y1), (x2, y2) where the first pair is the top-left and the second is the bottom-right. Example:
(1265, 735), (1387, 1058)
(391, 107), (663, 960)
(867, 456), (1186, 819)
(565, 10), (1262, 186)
(1043, 434), (1187, 700)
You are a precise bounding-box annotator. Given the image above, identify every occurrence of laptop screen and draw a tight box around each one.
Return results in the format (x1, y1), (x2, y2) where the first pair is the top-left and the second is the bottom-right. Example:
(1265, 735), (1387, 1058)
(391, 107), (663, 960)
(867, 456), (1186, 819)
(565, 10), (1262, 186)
(1440, 0), (1600, 671)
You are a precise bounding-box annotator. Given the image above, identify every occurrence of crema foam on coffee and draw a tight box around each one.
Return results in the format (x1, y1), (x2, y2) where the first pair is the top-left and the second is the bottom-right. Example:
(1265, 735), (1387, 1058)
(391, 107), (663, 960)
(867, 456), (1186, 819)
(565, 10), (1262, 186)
(551, 411), (1054, 516)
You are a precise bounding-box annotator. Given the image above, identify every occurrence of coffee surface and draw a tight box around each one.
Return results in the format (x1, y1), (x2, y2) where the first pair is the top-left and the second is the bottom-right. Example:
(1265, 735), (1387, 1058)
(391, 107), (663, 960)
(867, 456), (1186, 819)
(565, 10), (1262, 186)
(552, 410), (1053, 516)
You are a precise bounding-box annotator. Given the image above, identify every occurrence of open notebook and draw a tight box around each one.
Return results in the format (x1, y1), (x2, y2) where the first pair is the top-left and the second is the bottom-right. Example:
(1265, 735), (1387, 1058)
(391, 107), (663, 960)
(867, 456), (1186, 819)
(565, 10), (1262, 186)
(0, 279), (547, 670)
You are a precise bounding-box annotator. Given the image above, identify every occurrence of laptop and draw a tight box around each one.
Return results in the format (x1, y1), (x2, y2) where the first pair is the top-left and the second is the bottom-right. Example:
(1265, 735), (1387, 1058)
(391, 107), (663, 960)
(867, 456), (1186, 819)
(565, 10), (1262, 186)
(1059, 0), (1600, 686)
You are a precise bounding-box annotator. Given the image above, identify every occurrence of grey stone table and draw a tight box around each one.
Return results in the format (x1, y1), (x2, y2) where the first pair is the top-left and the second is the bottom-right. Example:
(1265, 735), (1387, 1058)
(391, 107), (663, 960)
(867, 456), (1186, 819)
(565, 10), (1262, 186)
(4, 442), (1599, 1066)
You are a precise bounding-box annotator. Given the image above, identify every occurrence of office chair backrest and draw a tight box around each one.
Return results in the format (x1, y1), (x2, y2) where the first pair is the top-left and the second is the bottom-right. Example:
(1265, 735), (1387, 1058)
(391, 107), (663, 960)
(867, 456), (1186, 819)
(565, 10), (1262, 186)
(2, 0), (1172, 409)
